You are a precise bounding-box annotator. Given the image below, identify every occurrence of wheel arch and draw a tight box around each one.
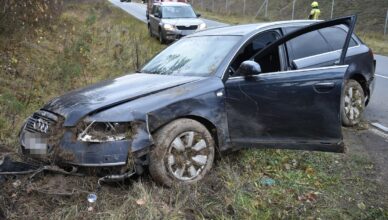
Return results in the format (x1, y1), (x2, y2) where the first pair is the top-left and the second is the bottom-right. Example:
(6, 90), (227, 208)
(150, 115), (220, 151)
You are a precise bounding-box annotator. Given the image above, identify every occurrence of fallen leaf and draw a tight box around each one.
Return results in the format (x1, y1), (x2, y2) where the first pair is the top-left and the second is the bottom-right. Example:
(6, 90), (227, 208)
(357, 202), (366, 210)
(136, 198), (146, 206)
(305, 167), (315, 175)
(12, 180), (21, 188)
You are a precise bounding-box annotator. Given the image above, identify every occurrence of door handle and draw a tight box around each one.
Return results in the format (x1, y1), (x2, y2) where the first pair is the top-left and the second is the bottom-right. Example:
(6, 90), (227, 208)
(314, 82), (335, 93)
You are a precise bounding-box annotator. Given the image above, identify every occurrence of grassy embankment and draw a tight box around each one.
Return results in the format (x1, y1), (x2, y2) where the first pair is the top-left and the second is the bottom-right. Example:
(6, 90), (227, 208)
(0, 1), (387, 219)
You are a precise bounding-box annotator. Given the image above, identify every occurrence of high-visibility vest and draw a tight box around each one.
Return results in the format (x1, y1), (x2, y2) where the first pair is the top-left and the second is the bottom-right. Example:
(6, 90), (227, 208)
(310, 8), (321, 20)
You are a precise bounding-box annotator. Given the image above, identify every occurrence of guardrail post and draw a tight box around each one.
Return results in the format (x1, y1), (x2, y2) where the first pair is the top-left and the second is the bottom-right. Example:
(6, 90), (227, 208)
(330, 0), (335, 19)
(292, 0), (296, 20)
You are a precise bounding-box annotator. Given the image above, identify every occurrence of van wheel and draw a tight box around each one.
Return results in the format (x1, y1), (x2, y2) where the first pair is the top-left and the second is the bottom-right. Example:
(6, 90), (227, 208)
(148, 24), (153, 37)
(149, 119), (215, 187)
(341, 79), (365, 126)
(159, 30), (165, 44)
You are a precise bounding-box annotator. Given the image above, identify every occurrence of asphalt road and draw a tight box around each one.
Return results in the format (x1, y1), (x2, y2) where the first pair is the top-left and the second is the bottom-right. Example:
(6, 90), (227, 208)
(109, 0), (388, 132)
(365, 55), (388, 130)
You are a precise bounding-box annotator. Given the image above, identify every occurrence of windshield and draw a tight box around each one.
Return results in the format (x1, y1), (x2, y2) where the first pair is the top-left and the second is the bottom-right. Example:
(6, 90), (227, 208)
(141, 36), (241, 77)
(162, 6), (197, 19)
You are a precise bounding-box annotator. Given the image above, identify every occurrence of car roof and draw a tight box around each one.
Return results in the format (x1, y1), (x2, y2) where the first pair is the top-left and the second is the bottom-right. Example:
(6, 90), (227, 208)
(190, 20), (319, 37)
(155, 2), (191, 7)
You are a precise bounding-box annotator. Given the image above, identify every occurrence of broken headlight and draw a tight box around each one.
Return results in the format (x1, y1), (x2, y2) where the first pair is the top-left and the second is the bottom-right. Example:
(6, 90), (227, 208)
(77, 122), (131, 143)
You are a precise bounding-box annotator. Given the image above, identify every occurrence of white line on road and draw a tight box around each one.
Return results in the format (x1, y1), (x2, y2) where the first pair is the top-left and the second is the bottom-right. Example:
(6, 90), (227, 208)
(371, 122), (388, 133)
(376, 74), (388, 79)
(369, 127), (388, 140)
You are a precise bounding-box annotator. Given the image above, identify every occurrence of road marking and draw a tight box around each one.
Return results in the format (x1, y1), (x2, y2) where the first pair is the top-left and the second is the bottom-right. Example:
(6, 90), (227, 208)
(369, 127), (388, 140)
(371, 122), (388, 133)
(376, 74), (388, 79)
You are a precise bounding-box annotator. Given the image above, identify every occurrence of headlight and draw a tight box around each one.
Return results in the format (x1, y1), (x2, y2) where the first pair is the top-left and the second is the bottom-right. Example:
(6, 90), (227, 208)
(198, 23), (207, 30)
(163, 23), (175, 31)
(77, 121), (130, 143)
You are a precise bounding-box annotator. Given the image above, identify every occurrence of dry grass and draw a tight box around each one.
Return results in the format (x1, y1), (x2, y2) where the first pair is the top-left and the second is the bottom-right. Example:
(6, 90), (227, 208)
(0, 1), (388, 219)
(0, 0), (164, 146)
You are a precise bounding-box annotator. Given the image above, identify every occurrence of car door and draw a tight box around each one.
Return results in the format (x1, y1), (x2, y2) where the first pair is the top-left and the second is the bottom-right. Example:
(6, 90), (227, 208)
(225, 16), (357, 152)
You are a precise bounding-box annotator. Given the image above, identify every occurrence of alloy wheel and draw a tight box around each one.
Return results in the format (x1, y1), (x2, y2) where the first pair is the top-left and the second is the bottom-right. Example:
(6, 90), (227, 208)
(166, 131), (210, 181)
(344, 86), (364, 121)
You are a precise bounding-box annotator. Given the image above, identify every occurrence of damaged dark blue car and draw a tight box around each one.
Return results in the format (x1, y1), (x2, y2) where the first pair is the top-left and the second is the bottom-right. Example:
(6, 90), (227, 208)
(18, 16), (375, 186)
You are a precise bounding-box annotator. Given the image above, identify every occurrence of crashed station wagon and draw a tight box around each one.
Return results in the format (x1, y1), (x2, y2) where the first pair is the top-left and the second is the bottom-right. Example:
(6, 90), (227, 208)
(19, 16), (375, 186)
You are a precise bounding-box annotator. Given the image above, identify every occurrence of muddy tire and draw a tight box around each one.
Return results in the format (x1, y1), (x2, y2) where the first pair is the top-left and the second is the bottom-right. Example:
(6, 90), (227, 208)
(149, 119), (215, 187)
(341, 79), (365, 126)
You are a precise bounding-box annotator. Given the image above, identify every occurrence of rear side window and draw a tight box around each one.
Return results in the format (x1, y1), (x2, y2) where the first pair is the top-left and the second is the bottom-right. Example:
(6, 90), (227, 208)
(319, 27), (358, 50)
(285, 28), (330, 60)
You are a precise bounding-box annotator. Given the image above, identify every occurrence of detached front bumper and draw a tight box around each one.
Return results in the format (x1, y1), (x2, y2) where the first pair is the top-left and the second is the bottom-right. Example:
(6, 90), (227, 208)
(19, 110), (152, 167)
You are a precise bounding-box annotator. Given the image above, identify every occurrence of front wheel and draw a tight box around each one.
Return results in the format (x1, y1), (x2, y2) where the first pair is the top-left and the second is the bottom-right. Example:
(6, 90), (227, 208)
(341, 79), (365, 126)
(149, 119), (215, 187)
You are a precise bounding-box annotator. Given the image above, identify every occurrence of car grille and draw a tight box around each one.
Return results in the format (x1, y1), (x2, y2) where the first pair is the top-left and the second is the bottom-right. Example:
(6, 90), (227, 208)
(25, 110), (58, 135)
(176, 25), (198, 30)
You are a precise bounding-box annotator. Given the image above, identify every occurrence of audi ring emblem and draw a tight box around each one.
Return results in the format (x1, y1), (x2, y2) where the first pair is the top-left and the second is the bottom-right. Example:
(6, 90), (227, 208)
(33, 119), (49, 133)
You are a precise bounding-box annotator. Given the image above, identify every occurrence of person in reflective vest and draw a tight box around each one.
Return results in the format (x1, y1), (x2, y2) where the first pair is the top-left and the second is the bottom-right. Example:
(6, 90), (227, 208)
(309, 1), (320, 20)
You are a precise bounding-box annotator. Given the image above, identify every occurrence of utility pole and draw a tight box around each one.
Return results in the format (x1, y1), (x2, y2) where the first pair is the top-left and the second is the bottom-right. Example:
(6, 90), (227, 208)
(212, 0), (214, 12)
(385, 9), (388, 36)
(292, 0), (296, 20)
(330, 0), (335, 19)
(265, 0), (268, 17)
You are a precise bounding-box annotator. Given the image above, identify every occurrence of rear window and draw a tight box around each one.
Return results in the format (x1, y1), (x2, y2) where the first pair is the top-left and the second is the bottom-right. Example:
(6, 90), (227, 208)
(319, 27), (358, 50)
(285, 28), (330, 60)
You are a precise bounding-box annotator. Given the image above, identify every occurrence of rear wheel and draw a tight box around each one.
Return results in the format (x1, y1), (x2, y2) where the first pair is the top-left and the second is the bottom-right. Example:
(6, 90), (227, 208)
(341, 79), (365, 126)
(149, 119), (215, 187)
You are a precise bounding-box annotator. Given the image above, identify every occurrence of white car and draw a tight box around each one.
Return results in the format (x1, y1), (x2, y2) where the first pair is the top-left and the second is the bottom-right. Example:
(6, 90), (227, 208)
(148, 2), (207, 44)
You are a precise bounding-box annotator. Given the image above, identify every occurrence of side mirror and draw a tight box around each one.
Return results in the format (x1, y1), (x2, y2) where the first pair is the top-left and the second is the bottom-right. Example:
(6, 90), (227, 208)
(196, 13), (201, 17)
(237, 60), (262, 77)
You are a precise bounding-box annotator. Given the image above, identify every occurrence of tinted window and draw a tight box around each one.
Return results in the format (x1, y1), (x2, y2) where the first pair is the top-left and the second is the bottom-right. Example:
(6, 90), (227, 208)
(286, 28), (330, 60)
(152, 6), (157, 15)
(319, 27), (358, 50)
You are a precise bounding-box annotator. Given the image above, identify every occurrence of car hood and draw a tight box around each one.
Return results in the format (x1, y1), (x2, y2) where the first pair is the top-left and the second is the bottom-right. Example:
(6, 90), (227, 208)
(43, 73), (204, 126)
(162, 18), (204, 26)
